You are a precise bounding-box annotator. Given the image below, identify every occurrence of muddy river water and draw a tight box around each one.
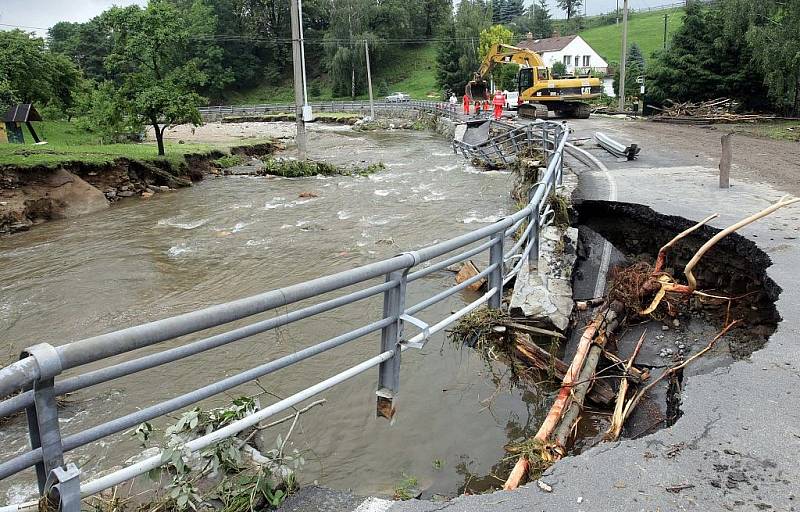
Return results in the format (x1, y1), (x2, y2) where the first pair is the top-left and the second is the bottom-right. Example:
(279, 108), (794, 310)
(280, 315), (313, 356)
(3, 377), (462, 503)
(0, 129), (549, 502)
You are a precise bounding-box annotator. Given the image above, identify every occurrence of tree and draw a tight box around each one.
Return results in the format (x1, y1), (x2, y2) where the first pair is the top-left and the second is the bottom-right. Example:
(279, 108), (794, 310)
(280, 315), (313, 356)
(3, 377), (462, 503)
(0, 29), (83, 113)
(738, 0), (800, 114)
(551, 61), (566, 77)
(479, 25), (516, 89)
(491, 0), (506, 23)
(435, 0), (491, 95)
(0, 77), (18, 115)
(411, 0), (452, 37)
(104, 1), (206, 156)
(613, 43), (644, 99)
(556, 0), (583, 20)
(48, 18), (112, 81)
(647, 3), (765, 110)
(530, 0), (553, 38)
(478, 25), (513, 60)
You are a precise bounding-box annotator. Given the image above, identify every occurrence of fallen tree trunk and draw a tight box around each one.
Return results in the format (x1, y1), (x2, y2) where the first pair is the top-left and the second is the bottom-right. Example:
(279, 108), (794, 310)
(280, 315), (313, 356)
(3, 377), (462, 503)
(605, 332), (645, 441)
(534, 306), (616, 445)
(502, 456), (530, 491)
(513, 333), (615, 405)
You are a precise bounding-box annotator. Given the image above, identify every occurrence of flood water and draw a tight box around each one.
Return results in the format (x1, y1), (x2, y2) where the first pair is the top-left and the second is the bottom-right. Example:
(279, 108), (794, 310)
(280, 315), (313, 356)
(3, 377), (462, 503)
(0, 128), (550, 502)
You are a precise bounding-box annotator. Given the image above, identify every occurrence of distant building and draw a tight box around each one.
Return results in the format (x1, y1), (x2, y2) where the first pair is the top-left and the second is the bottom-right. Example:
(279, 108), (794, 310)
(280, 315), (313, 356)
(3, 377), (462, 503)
(517, 33), (609, 76)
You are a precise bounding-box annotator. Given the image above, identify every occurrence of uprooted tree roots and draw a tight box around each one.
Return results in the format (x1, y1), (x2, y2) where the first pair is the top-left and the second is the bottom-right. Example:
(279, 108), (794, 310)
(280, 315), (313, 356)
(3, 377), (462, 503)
(450, 196), (797, 492)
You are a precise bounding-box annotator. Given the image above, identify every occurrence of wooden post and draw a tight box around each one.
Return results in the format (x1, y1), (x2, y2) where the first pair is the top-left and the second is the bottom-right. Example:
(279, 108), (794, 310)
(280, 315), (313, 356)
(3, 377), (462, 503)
(719, 133), (732, 189)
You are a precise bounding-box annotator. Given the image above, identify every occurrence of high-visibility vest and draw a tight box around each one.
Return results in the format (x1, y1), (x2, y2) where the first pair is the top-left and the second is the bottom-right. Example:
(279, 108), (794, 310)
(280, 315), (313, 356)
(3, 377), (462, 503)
(492, 92), (505, 106)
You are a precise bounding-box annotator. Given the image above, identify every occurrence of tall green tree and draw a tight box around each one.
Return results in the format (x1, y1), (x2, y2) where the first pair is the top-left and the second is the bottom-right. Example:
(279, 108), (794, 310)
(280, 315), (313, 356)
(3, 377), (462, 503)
(479, 25), (516, 89)
(411, 0), (452, 37)
(435, 0), (490, 95)
(613, 43), (645, 99)
(556, 0), (582, 20)
(0, 29), (82, 113)
(647, 2), (765, 110)
(738, 0), (800, 114)
(530, 0), (553, 38)
(104, 1), (206, 155)
(48, 18), (112, 81)
(491, 0), (506, 23)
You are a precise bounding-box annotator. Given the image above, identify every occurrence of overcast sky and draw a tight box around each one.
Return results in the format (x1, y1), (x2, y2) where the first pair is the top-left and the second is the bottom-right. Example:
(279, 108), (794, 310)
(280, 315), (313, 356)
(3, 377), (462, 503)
(1, 0), (672, 36)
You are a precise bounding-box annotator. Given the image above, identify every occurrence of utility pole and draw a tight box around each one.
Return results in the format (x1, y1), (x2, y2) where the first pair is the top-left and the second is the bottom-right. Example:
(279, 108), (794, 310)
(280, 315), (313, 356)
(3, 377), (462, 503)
(616, 0), (619, 24)
(663, 13), (669, 49)
(290, 0), (307, 159)
(365, 40), (375, 119)
(618, 0), (629, 112)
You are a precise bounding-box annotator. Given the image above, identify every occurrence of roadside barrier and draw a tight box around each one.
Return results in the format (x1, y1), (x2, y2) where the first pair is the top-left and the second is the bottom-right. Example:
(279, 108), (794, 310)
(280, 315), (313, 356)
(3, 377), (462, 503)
(198, 100), (460, 122)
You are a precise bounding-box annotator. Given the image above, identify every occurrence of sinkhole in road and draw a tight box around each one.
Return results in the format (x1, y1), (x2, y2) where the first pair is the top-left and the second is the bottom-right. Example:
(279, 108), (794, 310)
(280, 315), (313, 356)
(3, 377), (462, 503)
(572, 200), (781, 440)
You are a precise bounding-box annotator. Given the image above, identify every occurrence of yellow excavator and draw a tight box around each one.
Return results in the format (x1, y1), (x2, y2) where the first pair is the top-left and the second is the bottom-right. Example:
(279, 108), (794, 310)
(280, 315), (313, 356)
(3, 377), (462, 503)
(476, 43), (603, 119)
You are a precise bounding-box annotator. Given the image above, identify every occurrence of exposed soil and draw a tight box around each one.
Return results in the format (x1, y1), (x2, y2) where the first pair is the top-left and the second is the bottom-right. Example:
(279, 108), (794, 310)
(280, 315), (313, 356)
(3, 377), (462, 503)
(594, 118), (800, 196)
(0, 144), (276, 236)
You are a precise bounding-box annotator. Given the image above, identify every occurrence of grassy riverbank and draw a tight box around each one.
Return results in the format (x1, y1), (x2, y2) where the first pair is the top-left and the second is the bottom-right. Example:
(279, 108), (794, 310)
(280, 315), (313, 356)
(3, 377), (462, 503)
(0, 121), (264, 169)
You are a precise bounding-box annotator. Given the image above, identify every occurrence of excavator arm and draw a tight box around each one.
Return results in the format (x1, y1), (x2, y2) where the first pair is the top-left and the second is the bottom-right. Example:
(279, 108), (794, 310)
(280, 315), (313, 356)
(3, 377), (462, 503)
(477, 43), (547, 79)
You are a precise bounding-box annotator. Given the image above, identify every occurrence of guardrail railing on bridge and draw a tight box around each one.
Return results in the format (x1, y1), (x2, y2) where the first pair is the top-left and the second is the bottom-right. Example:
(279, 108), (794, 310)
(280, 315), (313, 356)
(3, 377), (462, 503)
(198, 100), (460, 122)
(452, 120), (560, 168)
(0, 121), (568, 512)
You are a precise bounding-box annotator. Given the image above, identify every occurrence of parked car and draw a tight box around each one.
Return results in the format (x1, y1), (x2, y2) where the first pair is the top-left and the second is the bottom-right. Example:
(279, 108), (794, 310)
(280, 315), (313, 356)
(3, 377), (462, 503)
(503, 90), (519, 110)
(386, 92), (410, 102)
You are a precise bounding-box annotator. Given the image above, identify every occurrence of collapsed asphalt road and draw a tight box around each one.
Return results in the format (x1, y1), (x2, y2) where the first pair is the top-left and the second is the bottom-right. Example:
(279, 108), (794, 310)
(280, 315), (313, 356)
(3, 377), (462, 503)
(385, 117), (800, 512)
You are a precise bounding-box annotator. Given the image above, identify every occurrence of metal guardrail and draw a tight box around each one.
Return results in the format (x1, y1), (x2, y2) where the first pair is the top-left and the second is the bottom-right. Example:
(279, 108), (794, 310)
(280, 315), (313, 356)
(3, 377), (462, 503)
(453, 120), (563, 168)
(198, 100), (460, 122)
(0, 120), (568, 512)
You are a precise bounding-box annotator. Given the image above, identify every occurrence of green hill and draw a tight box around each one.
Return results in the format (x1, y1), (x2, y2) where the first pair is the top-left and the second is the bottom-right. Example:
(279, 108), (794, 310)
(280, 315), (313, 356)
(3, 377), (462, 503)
(578, 7), (685, 64)
(223, 44), (439, 104)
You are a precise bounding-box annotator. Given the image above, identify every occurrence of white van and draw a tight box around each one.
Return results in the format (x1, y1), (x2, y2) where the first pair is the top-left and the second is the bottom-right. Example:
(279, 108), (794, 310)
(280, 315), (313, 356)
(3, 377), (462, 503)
(503, 90), (519, 110)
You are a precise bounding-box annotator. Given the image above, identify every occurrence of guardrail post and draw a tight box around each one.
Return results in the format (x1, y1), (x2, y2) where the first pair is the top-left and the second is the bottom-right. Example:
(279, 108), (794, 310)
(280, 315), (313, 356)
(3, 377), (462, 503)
(376, 269), (408, 419)
(488, 231), (505, 308)
(21, 343), (69, 495)
(528, 185), (541, 263)
(541, 125), (549, 166)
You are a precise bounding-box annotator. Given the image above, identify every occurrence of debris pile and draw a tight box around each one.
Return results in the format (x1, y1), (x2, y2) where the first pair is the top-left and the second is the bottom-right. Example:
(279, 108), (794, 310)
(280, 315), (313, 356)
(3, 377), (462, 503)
(651, 98), (776, 124)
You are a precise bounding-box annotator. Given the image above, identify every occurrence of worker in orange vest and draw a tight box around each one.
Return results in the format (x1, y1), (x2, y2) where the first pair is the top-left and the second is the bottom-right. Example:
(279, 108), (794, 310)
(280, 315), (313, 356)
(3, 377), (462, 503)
(462, 93), (470, 115)
(492, 90), (505, 120)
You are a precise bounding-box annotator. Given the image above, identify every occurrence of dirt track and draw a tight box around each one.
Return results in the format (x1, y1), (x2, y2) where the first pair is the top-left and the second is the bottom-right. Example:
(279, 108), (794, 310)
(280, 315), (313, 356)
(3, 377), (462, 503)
(572, 117), (800, 196)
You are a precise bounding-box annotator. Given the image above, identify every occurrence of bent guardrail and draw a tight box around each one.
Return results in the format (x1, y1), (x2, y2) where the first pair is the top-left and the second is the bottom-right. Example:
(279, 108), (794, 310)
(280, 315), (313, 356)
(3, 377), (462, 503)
(452, 120), (563, 168)
(198, 100), (460, 122)
(0, 121), (568, 512)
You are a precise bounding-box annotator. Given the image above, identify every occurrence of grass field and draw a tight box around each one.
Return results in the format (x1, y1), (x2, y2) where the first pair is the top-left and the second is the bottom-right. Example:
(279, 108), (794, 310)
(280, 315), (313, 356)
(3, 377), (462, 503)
(0, 121), (235, 168)
(224, 44), (440, 105)
(579, 7), (685, 63)
(729, 120), (800, 143)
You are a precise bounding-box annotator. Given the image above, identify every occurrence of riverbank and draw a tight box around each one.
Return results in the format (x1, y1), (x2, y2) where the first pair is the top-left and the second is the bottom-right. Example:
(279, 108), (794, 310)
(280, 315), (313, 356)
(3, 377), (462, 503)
(0, 139), (282, 235)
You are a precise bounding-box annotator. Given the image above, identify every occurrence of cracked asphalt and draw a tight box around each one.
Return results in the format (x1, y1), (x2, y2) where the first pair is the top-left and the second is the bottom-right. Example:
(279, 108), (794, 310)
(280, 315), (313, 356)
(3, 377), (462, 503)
(386, 117), (800, 512)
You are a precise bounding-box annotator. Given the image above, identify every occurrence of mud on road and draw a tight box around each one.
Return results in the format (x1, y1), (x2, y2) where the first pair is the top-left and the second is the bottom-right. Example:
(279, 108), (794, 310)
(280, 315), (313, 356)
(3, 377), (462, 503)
(571, 117), (800, 196)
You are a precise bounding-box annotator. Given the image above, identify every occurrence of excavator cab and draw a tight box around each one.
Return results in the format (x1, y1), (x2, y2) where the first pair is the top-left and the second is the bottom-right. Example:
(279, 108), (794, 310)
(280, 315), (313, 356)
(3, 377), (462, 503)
(518, 67), (550, 92)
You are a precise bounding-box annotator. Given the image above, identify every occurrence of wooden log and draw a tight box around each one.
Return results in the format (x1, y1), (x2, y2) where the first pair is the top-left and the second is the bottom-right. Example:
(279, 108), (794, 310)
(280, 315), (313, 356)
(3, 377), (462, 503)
(533, 307), (614, 444)
(553, 341), (607, 450)
(605, 332), (645, 441)
(504, 321), (565, 339)
(601, 349), (647, 384)
(513, 333), (615, 405)
(502, 456), (530, 490)
(455, 260), (486, 292)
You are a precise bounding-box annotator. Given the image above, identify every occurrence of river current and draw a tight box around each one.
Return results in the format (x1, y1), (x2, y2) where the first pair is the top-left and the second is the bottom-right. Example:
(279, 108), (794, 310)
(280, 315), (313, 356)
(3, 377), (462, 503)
(0, 128), (549, 501)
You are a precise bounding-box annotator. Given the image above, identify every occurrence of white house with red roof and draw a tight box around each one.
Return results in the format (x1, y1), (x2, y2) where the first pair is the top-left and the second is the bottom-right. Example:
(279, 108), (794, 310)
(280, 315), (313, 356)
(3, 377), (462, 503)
(516, 33), (609, 76)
